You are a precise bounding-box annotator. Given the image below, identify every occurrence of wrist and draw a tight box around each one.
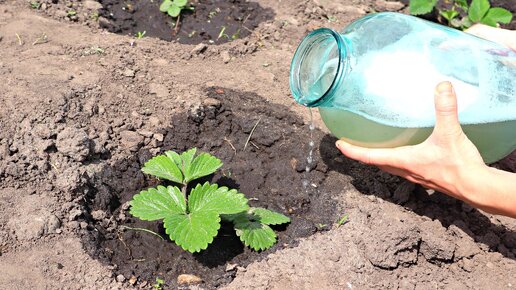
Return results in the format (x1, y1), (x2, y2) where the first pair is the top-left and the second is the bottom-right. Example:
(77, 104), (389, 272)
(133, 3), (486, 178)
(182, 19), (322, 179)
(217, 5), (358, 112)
(455, 163), (493, 209)
(456, 164), (516, 217)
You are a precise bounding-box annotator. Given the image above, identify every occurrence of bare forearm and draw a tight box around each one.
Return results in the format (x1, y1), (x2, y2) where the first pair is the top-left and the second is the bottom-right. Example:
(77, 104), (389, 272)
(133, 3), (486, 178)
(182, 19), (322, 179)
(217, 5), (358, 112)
(458, 165), (516, 218)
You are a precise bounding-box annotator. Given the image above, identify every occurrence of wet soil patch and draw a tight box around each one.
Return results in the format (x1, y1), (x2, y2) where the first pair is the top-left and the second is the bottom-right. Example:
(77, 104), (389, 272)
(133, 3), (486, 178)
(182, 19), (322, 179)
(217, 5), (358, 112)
(80, 88), (340, 288)
(99, 0), (274, 44)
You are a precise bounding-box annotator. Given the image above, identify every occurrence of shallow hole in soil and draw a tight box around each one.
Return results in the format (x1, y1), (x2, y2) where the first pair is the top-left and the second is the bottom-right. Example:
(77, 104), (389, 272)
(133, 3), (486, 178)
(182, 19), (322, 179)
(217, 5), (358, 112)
(99, 0), (275, 44)
(80, 87), (344, 288)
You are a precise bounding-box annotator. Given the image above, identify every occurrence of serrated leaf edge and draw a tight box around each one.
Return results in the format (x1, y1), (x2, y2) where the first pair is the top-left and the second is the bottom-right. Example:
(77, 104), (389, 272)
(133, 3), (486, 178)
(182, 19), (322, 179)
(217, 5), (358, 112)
(235, 222), (277, 251)
(164, 214), (222, 253)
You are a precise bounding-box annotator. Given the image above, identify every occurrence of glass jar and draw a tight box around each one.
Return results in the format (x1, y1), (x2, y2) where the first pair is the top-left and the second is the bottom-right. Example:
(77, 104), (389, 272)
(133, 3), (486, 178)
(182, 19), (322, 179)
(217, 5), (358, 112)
(290, 12), (516, 163)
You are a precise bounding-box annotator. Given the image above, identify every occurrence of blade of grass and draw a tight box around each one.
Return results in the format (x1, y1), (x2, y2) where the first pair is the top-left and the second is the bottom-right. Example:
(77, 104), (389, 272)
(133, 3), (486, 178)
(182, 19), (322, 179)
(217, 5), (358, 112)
(120, 225), (165, 240)
(243, 117), (261, 151)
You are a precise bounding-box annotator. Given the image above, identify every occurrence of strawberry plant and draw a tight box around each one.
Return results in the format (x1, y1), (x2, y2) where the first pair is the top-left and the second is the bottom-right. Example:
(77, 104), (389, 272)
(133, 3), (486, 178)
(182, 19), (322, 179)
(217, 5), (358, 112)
(129, 148), (290, 253)
(409, 0), (513, 29)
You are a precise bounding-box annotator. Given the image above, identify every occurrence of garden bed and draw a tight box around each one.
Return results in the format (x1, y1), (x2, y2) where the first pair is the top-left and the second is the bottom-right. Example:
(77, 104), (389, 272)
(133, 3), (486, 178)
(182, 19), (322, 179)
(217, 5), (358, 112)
(98, 0), (274, 44)
(0, 0), (515, 289)
(80, 87), (340, 288)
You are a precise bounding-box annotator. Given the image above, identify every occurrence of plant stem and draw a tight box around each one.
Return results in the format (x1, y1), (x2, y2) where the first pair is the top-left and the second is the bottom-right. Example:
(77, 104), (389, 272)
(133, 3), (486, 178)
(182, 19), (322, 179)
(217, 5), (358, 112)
(182, 183), (188, 203)
(173, 13), (181, 36)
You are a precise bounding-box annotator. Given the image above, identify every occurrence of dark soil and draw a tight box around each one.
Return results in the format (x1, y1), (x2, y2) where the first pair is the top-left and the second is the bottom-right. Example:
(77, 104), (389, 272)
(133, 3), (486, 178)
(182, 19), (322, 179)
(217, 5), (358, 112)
(1, 1), (515, 289)
(99, 0), (275, 44)
(80, 87), (340, 289)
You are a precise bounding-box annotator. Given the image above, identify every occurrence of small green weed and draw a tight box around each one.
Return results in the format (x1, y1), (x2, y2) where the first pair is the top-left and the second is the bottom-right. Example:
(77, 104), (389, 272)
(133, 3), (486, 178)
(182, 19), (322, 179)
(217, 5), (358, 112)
(129, 148), (291, 253)
(135, 31), (146, 39)
(152, 278), (165, 290)
(67, 9), (77, 17)
(409, 0), (513, 29)
(337, 214), (349, 226)
(90, 12), (100, 21)
(30, 1), (41, 9)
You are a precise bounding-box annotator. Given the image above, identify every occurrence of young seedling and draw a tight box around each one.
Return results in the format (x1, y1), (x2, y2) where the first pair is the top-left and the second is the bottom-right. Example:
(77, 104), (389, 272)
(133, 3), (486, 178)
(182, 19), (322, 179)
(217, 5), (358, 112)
(409, 0), (512, 29)
(217, 26), (229, 40)
(90, 12), (100, 21)
(159, 0), (193, 18)
(67, 9), (77, 17)
(152, 278), (165, 290)
(129, 148), (290, 253)
(135, 31), (146, 39)
(337, 214), (349, 226)
(30, 1), (41, 9)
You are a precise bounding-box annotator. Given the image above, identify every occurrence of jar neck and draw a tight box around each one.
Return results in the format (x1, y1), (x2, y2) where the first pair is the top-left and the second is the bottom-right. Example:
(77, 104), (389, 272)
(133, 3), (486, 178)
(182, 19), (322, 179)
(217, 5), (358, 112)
(290, 28), (350, 107)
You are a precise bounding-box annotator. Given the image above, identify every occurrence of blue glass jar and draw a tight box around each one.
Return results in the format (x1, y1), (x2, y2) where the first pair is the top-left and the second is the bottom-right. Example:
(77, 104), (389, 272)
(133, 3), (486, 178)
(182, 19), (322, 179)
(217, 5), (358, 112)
(290, 12), (516, 163)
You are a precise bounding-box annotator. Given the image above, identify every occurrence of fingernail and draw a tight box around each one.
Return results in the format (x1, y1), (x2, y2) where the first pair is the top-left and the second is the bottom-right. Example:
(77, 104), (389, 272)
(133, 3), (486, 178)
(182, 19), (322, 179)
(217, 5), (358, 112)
(437, 81), (453, 95)
(335, 140), (343, 148)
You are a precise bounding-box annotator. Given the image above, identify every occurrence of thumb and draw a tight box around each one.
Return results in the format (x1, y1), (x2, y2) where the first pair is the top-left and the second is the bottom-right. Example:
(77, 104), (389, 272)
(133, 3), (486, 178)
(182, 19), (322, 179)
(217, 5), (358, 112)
(433, 81), (463, 138)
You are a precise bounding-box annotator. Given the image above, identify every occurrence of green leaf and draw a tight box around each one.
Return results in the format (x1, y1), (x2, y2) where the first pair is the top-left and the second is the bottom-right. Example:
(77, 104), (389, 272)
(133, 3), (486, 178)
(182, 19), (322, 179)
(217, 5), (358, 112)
(167, 4), (181, 17)
(251, 208), (290, 225)
(188, 182), (249, 214)
(164, 211), (221, 252)
(183, 153), (223, 183)
(129, 185), (186, 220)
(337, 214), (349, 226)
(165, 150), (182, 166)
(158, 149), (222, 184)
(482, 7), (513, 25)
(409, 0), (437, 15)
(468, 0), (490, 22)
(455, 0), (469, 12)
(173, 0), (188, 7)
(480, 15), (497, 26)
(142, 154), (183, 184)
(222, 207), (288, 251)
(159, 0), (173, 12)
(440, 9), (460, 22)
(179, 148), (197, 170)
(460, 16), (474, 28)
(235, 220), (277, 251)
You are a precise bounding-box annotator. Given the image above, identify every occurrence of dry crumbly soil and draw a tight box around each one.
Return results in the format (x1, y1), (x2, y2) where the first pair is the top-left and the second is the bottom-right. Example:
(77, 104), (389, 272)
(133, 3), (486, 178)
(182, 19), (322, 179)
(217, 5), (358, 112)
(0, 0), (515, 289)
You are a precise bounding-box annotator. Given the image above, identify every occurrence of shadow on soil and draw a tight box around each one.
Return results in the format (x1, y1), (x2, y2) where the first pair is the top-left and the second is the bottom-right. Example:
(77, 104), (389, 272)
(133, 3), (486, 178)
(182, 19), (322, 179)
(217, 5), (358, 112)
(80, 87), (342, 289)
(319, 134), (516, 261)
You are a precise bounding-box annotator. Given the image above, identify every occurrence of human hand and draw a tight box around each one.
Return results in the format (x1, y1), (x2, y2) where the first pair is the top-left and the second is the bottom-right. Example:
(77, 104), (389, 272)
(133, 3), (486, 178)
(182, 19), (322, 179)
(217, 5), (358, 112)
(336, 82), (485, 201)
(465, 24), (516, 50)
(336, 82), (516, 217)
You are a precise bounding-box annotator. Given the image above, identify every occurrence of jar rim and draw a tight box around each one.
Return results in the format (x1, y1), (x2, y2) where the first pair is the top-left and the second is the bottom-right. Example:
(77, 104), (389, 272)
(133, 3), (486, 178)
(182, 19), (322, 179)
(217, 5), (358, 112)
(289, 28), (348, 107)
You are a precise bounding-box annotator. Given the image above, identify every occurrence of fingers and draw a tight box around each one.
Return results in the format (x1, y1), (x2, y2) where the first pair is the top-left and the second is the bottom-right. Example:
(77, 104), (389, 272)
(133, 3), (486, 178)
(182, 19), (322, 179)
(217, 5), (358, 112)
(433, 81), (464, 139)
(465, 24), (516, 50)
(336, 140), (405, 167)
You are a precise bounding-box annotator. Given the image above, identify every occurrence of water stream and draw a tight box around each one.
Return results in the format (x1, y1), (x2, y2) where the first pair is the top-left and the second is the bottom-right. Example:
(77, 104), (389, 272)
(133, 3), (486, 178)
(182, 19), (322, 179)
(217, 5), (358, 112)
(302, 108), (316, 191)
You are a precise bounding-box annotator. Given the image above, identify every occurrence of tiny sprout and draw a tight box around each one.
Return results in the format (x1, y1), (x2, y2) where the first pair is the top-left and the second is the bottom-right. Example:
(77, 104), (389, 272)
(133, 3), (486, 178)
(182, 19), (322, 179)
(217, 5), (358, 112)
(136, 31), (146, 39)
(218, 26), (228, 40)
(30, 1), (41, 9)
(337, 214), (349, 226)
(153, 278), (165, 289)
